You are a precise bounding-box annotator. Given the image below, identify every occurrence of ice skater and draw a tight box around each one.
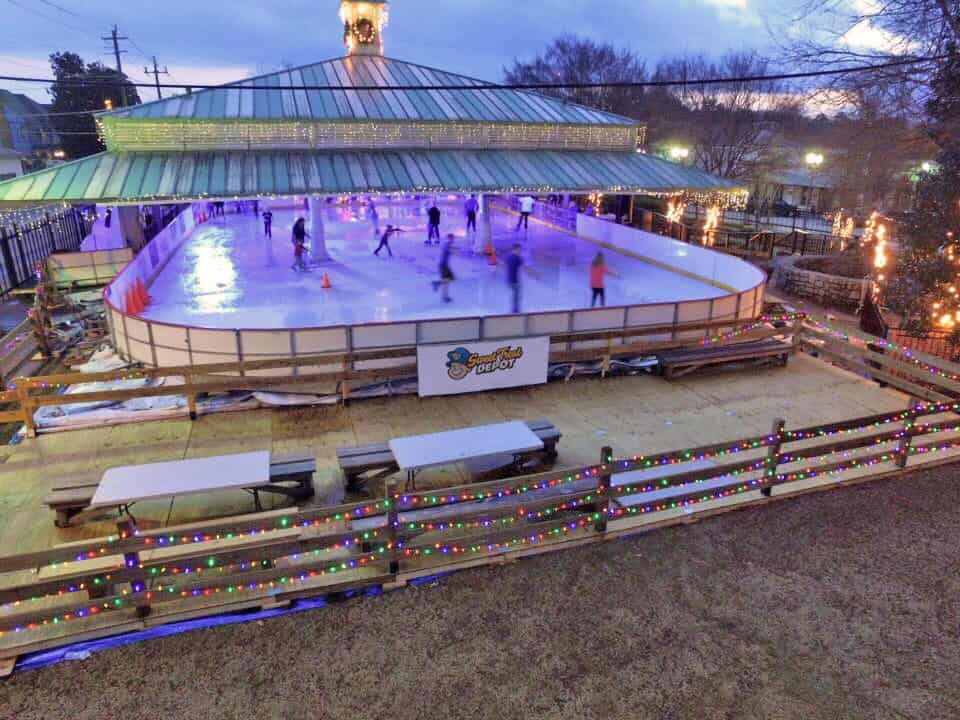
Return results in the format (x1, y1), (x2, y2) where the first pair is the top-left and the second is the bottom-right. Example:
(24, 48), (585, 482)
(427, 202), (441, 245)
(589, 251), (618, 307)
(465, 194), (479, 235)
(506, 243), (524, 313)
(262, 209), (273, 238)
(374, 224), (402, 257)
(432, 233), (455, 302)
(368, 197), (381, 236)
(515, 195), (534, 231)
(291, 217), (310, 272)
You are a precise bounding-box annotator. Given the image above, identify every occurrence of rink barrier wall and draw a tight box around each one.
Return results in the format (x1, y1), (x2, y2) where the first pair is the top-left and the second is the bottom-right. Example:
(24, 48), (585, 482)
(104, 287), (765, 373)
(102, 206), (766, 372)
(104, 203), (200, 350)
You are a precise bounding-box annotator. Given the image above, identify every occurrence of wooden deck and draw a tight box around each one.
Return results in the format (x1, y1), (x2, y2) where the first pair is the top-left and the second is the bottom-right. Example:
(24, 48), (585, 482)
(0, 352), (907, 558)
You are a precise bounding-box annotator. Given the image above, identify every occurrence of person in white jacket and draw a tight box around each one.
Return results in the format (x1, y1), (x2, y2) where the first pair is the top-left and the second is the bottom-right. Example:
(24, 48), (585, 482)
(516, 195), (535, 231)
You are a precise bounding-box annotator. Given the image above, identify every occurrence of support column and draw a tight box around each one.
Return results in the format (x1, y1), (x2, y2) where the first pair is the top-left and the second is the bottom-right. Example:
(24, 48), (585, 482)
(308, 196), (332, 263)
(117, 206), (145, 252)
(478, 193), (493, 253)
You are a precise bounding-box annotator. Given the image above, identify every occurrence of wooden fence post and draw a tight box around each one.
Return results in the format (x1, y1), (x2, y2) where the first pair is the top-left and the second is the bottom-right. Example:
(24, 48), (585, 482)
(117, 519), (151, 619)
(596, 446), (612, 533)
(386, 482), (400, 576)
(16, 382), (36, 438)
(184, 371), (198, 421)
(762, 418), (785, 497)
(896, 397), (919, 469)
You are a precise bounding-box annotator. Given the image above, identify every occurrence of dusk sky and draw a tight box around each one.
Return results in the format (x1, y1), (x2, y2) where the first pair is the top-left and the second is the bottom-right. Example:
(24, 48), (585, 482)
(0, 0), (876, 103)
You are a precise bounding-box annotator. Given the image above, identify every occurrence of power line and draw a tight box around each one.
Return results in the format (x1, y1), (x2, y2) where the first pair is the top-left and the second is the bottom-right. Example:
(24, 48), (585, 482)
(0, 54), (947, 95)
(5, 0), (98, 40)
(37, 0), (83, 18)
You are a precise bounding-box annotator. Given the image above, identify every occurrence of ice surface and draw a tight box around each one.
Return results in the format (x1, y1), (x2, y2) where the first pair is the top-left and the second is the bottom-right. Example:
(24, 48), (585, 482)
(143, 200), (726, 330)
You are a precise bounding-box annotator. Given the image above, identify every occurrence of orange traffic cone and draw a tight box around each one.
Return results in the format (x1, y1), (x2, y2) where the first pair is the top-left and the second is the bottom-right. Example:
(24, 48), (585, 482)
(126, 287), (142, 315)
(484, 243), (493, 256)
(488, 248), (497, 266)
(322, 273), (332, 289)
(135, 277), (151, 307)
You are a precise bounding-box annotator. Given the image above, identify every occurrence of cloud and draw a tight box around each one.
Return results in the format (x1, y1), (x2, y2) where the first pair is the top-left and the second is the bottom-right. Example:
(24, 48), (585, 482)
(0, 0), (789, 105)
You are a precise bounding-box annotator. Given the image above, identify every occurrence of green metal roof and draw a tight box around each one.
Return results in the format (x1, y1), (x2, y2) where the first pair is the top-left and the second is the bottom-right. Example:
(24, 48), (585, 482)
(100, 56), (636, 127)
(0, 150), (743, 205)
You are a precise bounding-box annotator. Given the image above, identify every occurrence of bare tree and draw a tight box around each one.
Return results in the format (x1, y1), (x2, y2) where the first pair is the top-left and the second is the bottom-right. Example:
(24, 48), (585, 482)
(503, 34), (646, 119)
(654, 52), (789, 179)
(786, 1), (960, 113)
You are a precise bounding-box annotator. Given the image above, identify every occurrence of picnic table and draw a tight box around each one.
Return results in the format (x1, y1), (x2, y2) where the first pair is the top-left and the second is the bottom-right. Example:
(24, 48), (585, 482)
(90, 451), (309, 521)
(388, 421), (545, 490)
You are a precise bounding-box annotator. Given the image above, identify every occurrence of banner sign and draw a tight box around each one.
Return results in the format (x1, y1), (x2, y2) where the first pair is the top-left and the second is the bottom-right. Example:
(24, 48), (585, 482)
(417, 336), (550, 397)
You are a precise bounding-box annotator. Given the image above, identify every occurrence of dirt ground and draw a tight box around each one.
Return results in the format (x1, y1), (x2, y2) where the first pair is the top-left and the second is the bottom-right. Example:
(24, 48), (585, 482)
(4, 463), (960, 720)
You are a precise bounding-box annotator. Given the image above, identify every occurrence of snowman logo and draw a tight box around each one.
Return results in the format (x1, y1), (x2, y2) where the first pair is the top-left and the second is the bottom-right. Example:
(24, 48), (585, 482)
(446, 347), (472, 381)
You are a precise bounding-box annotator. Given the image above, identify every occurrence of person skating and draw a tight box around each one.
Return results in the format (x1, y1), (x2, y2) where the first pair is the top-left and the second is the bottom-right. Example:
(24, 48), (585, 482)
(374, 224), (402, 257)
(262, 209), (273, 238)
(465, 194), (479, 234)
(368, 197), (381, 236)
(506, 243), (524, 313)
(589, 251), (618, 307)
(291, 217), (310, 272)
(432, 233), (455, 302)
(515, 195), (534, 231)
(427, 202), (441, 245)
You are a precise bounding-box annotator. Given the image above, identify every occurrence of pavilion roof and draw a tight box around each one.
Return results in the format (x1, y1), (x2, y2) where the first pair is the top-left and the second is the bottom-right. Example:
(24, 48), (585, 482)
(0, 149), (745, 206)
(99, 55), (637, 128)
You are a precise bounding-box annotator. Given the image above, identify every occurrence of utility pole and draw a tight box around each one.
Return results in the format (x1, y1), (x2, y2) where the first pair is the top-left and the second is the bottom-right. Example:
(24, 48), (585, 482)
(144, 56), (169, 100)
(102, 25), (130, 107)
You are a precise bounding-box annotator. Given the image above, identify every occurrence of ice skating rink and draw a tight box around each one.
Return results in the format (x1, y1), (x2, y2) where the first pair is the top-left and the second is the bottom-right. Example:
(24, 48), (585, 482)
(142, 200), (727, 330)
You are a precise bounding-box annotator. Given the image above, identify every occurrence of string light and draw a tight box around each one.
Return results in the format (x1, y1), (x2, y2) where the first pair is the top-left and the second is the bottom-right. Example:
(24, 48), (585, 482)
(701, 205), (720, 246)
(666, 199), (686, 224)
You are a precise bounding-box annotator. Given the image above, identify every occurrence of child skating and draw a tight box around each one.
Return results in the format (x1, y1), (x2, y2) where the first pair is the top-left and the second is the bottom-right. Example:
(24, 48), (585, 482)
(374, 225), (402, 257)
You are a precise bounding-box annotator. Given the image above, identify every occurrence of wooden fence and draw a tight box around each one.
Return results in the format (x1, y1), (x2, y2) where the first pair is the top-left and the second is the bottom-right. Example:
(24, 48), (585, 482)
(2, 392), (959, 660)
(0, 312), (803, 437)
(5, 312), (960, 660)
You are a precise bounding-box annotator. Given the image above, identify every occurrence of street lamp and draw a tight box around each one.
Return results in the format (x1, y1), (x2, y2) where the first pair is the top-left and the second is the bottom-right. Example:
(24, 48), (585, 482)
(805, 152), (824, 167)
(669, 146), (690, 161)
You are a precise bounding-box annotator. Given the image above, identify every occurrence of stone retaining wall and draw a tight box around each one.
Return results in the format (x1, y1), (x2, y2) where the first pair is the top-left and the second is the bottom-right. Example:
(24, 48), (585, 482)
(773, 255), (867, 309)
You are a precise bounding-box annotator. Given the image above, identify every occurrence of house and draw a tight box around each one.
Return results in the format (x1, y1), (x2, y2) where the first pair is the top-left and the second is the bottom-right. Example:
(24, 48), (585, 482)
(0, 148), (23, 181)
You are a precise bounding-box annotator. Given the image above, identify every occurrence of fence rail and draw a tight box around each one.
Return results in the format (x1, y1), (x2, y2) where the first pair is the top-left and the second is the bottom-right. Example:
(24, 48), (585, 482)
(4, 313), (960, 659)
(0, 205), (88, 296)
(1, 312), (802, 437)
(1, 381), (958, 659)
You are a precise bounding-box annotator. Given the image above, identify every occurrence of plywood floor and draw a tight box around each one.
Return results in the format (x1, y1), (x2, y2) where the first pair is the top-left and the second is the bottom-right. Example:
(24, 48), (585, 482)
(0, 353), (907, 556)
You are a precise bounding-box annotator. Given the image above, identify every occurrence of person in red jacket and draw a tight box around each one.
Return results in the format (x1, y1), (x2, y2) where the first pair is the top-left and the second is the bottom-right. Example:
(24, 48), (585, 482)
(589, 251), (617, 307)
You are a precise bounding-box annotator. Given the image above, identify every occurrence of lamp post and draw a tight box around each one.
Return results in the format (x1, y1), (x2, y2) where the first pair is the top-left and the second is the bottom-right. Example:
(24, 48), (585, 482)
(804, 151), (826, 229)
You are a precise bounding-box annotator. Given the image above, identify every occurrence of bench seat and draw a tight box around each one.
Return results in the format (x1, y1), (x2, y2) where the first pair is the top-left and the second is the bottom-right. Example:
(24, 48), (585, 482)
(657, 339), (794, 380)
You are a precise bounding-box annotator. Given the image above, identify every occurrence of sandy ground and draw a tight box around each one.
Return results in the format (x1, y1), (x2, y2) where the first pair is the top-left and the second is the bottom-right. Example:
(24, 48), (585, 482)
(5, 462), (960, 720)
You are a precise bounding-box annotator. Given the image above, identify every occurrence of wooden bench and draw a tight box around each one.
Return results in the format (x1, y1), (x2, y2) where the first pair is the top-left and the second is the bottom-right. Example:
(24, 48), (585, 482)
(657, 339), (794, 380)
(44, 477), (100, 528)
(44, 450), (317, 527)
(338, 419), (561, 491)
